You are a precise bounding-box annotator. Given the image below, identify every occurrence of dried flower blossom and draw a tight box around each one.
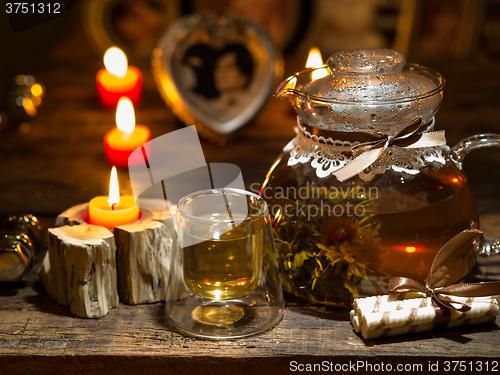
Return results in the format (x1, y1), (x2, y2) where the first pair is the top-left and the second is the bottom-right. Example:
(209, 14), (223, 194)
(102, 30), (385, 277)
(317, 227), (382, 284)
(321, 217), (357, 246)
(272, 186), (382, 303)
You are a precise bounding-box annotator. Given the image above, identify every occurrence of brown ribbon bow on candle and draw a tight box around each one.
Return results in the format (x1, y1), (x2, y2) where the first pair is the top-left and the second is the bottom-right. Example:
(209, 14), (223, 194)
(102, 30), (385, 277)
(387, 229), (500, 313)
(333, 118), (447, 182)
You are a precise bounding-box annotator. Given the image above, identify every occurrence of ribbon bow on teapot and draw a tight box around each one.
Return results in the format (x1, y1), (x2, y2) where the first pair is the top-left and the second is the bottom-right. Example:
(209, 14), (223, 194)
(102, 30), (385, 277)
(387, 229), (500, 313)
(333, 118), (447, 182)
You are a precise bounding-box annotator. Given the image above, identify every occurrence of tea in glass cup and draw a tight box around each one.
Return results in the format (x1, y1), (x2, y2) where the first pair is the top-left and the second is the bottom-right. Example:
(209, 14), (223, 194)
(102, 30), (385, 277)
(182, 211), (264, 301)
(166, 188), (284, 339)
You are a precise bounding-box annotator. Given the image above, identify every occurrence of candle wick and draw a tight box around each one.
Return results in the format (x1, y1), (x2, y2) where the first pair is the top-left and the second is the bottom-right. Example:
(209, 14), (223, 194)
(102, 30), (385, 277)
(121, 131), (133, 142)
(111, 203), (116, 211)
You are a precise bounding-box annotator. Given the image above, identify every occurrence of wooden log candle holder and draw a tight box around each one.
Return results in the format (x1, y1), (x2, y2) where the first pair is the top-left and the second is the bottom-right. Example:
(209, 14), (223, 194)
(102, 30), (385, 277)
(40, 202), (176, 318)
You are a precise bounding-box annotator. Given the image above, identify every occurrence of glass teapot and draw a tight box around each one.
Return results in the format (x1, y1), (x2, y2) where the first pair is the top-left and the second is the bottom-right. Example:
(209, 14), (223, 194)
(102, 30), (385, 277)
(262, 49), (500, 307)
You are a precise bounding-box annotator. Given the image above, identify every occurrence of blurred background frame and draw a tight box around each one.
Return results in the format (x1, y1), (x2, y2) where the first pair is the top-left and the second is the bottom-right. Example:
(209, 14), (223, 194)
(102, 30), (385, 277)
(394, 0), (488, 60)
(82, 0), (182, 63)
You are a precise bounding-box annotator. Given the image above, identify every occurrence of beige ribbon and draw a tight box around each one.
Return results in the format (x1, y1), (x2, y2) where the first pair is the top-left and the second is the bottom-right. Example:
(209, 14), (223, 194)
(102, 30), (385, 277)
(333, 118), (446, 182)
(387, 229), (500, 313)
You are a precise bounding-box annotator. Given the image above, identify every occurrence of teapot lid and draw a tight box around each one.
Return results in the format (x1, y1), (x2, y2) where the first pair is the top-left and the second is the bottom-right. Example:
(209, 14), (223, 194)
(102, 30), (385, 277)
(276, 48), (445, 134)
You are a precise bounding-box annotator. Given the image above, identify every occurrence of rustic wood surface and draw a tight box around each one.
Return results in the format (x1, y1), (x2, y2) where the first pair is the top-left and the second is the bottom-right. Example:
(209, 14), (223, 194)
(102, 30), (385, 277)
(1, 16), (500, 375)
(0, 232), (499, 374)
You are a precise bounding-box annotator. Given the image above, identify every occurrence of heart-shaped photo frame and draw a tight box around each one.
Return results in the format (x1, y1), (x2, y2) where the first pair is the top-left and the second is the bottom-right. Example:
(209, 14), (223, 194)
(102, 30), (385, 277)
(152, 14), (282, 143)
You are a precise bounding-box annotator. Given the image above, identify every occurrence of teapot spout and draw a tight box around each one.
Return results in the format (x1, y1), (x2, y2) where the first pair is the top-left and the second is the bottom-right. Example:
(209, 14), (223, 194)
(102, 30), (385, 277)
(274, 65), (331, 108)
(274, 65), (333, 127)
(274, 65), (330, 100)
(274, 75), (299, 102)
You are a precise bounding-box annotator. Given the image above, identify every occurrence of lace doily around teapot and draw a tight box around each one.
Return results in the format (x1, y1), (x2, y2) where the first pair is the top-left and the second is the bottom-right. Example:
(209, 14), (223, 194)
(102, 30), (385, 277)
(284, 123), (448, 182)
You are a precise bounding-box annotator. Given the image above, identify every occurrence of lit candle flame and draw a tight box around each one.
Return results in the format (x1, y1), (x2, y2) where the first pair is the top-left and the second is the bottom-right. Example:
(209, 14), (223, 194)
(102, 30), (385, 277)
(104, 47), (128, 78)
(306, 47), (328, 81)
(306, 47), (323, 68)
(116, 97), (135, 135)
(108, 166), (120, 207)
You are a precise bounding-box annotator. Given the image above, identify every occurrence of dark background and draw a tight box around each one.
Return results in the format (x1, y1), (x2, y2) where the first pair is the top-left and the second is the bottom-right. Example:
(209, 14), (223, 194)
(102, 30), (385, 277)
(0, 0), (500, 219)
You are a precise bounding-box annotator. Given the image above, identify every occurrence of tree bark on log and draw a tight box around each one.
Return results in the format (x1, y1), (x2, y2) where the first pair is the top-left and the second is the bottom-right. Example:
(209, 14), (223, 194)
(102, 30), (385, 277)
(114, 210), (170, 304)
(54, 202), (89, 227)
(40, 225), (118, 318)
(41, 202), (177, 312)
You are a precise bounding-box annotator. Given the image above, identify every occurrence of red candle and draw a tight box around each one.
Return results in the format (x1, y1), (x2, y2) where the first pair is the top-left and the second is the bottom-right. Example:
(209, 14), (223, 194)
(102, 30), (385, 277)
(96, 47), (142, 109)
(104, 97), (150, 169)
(88, 167), (140, 229)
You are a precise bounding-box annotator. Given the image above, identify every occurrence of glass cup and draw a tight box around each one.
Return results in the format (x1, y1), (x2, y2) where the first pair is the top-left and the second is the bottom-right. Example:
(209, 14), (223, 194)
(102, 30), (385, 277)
(165, 188), (284, 339)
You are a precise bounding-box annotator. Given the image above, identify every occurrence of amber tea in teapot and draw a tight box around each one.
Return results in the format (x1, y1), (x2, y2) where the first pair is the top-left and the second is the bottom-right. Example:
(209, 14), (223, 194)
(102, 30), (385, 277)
(263, 49), (500, 307)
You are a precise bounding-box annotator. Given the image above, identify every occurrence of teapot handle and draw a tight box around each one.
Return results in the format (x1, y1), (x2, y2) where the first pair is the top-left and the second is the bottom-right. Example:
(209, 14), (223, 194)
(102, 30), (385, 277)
(451, 133), (500, 169)
(451, 133), (500, 256)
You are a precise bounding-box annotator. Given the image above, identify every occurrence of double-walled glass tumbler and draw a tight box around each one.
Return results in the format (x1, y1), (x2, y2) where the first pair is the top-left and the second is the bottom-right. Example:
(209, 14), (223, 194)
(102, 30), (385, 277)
(165, 188), (284, 339)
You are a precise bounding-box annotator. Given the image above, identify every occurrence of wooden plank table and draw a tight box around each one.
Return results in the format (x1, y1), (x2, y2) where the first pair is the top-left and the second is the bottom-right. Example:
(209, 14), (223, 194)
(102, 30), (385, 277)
(1, 24), (500, 375)
(0, 225), (499, 375)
